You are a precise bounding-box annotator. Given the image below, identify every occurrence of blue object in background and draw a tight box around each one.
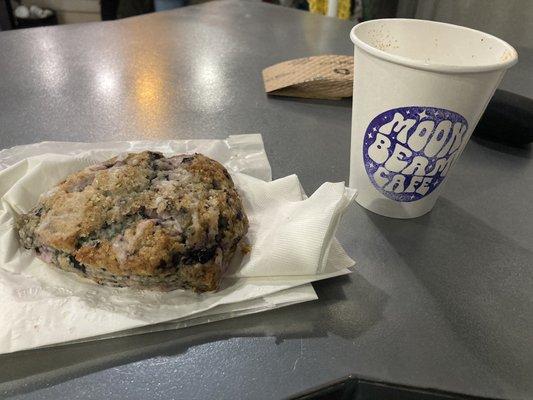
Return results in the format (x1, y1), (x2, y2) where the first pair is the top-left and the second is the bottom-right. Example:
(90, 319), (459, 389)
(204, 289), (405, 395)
(154, 0), (186, 10)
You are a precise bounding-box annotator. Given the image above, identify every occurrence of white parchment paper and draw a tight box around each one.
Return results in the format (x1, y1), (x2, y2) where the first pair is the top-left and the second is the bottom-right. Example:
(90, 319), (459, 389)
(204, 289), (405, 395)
(0, 134), (356, 354)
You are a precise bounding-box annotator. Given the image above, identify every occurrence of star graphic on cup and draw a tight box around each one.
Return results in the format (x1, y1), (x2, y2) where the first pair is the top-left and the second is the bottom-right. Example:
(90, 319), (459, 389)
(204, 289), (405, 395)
(418, 109), (428, 120)
(372, 127), (377, 132)
(368, 162), (375, 168)
(410, 195), (416, 200)
(368, 133), (373, 139)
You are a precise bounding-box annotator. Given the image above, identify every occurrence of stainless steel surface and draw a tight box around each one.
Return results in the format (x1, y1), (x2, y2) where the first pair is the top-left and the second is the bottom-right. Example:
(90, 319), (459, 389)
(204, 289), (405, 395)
(0, 2), (532, 399)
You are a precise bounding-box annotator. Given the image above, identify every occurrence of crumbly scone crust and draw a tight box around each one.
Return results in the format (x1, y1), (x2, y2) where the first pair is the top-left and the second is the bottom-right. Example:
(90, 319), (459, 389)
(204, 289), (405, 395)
(17, 152), (248, 292)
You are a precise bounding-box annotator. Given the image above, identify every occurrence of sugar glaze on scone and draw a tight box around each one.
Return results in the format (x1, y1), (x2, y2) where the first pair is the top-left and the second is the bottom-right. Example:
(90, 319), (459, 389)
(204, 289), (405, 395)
(17, 152), (249, 292)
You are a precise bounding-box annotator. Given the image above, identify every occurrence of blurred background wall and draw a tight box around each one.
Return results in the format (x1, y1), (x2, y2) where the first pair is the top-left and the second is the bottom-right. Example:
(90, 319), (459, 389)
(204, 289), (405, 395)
(18, 0), (100, 24)
(1, 0), (532, 52)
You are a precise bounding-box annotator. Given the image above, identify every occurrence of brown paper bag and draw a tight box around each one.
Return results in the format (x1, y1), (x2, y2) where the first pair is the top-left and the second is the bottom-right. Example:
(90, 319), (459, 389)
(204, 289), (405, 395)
(262, 55), (354, 100)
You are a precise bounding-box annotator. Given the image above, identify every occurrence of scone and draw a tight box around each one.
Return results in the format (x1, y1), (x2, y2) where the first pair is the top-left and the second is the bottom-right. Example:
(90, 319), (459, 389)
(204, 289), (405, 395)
(17, 151), (249, 292)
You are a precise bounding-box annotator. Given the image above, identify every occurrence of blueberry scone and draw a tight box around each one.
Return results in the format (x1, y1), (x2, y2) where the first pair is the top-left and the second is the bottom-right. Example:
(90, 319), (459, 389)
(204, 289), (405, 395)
(17, 152), (249, 292)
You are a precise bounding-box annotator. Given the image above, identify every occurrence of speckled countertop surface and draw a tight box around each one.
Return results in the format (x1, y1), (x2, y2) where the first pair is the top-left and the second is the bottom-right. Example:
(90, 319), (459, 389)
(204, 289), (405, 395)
(0, 1), (532, 399)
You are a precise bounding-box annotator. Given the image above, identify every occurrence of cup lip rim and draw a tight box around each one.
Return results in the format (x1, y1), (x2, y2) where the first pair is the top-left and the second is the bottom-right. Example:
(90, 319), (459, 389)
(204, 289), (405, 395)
(350, 18), (518, 73)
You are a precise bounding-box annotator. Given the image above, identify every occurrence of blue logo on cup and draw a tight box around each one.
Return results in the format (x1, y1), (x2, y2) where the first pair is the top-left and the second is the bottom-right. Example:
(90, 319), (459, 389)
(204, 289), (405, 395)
(363, 106), (468, 202)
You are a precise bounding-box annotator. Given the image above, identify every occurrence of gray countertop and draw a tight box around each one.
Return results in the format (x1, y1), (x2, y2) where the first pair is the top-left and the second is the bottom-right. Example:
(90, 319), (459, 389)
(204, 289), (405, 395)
(0, 1), (532, 399)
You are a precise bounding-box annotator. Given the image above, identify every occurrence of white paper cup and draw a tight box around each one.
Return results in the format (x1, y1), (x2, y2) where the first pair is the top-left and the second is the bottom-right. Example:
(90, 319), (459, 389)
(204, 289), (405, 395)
(349, 19), (518, 218)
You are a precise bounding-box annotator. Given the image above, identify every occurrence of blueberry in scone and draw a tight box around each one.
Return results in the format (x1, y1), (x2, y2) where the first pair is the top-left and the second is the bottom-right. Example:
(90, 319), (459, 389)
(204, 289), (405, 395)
(17, 151), (249, 292)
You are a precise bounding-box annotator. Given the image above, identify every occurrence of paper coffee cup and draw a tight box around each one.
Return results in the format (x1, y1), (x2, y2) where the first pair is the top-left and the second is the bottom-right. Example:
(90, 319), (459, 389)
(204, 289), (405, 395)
(349, 19), (518, 218)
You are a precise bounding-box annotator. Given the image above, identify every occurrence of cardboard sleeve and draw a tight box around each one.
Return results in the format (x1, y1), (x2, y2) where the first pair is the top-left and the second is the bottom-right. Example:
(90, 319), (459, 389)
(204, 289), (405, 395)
(262, 55), (354, 100)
